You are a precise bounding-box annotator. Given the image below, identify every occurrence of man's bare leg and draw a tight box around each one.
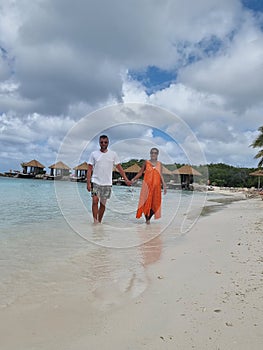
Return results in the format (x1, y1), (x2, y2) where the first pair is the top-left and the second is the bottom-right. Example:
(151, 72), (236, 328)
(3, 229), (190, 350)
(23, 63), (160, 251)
(98, 198), (107, 223)
(92, 196), (99, 223)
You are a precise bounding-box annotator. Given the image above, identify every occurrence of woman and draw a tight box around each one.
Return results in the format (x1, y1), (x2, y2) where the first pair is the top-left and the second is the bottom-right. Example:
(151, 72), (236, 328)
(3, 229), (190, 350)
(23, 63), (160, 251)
(131, 148), (167, 224)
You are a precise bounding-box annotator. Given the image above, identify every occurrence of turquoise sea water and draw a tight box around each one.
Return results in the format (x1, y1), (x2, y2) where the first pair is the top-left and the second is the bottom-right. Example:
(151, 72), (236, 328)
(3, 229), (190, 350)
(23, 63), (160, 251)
(0, 177), (222, 308)
(0, 176), (210, 234)
(0, 177), (62, 229)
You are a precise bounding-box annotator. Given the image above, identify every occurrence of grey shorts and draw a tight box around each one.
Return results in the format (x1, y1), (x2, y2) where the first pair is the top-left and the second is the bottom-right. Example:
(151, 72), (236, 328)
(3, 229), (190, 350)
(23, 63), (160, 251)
(91, 183), (112, 199)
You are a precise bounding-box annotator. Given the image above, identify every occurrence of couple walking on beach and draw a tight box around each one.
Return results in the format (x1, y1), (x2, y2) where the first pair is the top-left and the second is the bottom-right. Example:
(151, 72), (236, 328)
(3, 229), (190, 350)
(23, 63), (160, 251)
(87, 135), (167, 224)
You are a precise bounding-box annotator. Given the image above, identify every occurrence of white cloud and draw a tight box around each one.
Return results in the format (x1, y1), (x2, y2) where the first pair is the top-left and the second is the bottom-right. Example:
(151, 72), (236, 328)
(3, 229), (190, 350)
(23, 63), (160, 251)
(0, 112), (75, 170)
(0, 0), (262, 171)
(121, 74), (261, 167)
(178, 12), (263, 112)
(0, 0), (243, 114)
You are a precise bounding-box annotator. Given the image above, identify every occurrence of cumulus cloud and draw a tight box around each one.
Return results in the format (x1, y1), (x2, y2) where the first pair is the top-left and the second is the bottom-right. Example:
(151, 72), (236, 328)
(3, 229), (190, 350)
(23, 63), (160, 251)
(0, 0), (262, 171)
(177, 12), (263, 112)
(0, 112), (75, 170)
(0, 0), (244, 114)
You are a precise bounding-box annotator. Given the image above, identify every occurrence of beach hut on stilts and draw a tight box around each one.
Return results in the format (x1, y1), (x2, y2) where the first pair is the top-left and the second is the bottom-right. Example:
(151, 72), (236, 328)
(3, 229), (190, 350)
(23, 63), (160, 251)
(18, 159), (46, 178)
(172, 165), (201, 190)
(113, 163), (142, 185)
(161, 165), (173, 182)
(47, 161), (71, 180)
(72, 162), (89, 182)
(124, 163), (142, 180)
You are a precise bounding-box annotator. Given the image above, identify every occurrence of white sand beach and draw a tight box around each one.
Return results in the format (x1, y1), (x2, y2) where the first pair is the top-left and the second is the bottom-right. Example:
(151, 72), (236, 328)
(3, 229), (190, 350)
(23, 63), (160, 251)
(0, 196), (262, 350)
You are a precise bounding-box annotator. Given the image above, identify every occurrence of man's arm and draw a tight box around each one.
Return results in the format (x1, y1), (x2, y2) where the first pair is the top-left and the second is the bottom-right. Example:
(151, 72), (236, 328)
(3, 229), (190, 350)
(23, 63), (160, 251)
(116, 164), (131, 186)
(87, 164), (93, 191)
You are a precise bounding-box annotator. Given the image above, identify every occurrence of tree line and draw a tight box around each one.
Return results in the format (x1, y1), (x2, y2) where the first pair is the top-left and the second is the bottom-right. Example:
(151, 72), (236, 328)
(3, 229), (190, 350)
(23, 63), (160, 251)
(196, 163), (259, 188)
(120, 125), (263, 188)
(119, 160), (260, 188)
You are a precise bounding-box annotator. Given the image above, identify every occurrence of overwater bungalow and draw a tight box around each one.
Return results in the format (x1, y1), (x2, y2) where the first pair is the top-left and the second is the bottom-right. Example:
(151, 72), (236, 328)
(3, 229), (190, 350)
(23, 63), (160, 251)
(172, 165), (201, 190)
(72, 162), (89, 182)
(124, 163), (142, 180)
(18, 159), (45, 178)
(47, 161), (71, 180)
(113, 163), (142, 185)
(113, 163), (173, 186)
(161, 165), (173, 182)
(112, 165), (125, 185)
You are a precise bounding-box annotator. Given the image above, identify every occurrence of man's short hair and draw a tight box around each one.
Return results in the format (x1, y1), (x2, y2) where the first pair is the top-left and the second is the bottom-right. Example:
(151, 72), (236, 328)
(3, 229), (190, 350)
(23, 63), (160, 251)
(99, 135), (108, 140)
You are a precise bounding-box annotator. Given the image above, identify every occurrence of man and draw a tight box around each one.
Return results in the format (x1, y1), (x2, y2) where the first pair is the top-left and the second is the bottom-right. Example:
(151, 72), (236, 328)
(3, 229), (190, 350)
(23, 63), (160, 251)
(87, 135), (131, 223)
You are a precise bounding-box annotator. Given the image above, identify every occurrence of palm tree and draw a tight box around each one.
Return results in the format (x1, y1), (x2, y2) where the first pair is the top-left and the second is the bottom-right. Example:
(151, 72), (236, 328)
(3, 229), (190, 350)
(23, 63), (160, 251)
(251, 126), (263, 167)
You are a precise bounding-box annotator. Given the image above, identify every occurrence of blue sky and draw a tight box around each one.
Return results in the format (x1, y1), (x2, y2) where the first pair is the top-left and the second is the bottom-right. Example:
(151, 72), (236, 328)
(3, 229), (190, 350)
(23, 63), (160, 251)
(0, 0), (263, 172)
(129, 66), (177, 95)
(242, 0), (263, 12)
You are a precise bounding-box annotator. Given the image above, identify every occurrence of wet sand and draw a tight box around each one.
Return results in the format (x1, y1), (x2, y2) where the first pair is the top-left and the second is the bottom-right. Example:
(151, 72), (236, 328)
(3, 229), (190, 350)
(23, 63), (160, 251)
(0, 197), (262, 349)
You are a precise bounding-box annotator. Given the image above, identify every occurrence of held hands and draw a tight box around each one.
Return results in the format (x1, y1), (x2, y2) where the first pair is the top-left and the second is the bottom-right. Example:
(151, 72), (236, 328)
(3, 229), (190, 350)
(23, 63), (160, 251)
(130, 178), (137, 185)
(125, 179), (132, 186)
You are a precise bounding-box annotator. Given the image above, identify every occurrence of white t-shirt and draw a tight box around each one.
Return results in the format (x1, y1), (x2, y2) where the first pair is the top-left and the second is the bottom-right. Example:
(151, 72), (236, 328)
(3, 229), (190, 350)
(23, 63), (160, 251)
(88, 149), (120, 186)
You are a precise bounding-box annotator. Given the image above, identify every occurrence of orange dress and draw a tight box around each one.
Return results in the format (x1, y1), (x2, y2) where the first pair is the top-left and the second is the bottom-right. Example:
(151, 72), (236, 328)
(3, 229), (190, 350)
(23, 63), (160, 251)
(136, 160), (162, 219)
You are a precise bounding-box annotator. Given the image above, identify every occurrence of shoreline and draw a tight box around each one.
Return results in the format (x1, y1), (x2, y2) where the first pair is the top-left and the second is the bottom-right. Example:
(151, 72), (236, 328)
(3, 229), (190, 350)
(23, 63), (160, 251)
(0, 197), (262, 349)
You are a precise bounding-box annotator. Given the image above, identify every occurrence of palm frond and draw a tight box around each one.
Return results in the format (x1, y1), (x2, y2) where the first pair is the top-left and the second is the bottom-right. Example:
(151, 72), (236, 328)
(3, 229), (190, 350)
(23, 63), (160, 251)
(254, 149), (263, 159)
(251, 126), (263, 148)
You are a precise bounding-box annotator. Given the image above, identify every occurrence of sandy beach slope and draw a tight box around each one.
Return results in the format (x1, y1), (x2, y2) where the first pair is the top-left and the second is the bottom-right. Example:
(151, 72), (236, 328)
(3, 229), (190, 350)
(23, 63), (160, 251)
(0, 197), (262, 350)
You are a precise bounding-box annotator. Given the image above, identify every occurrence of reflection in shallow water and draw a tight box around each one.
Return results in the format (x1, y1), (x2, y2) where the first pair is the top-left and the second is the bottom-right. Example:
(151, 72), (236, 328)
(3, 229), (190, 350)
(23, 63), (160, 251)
(140, 234), (162, 267)
(81, 223), (163, 311)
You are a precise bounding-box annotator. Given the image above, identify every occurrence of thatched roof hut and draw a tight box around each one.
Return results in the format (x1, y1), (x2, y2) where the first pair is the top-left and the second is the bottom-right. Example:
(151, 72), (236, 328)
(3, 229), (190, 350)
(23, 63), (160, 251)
(113, 163), (142, 180)
(172, 165), (201, 190)
(22, 159), (45, 175)
(124, 163), (142, 173)
(24, 159), (45, 168)
(162, 165), (173, 175)
(172, 165), (201, 176)
(161, 165), (173, 182)
(113, 163), (142, 173)
(73, 161), (89, 171)
(124, 163), (141, 180)
(73, 161), (89, 179)
(49, 161), (71, 177)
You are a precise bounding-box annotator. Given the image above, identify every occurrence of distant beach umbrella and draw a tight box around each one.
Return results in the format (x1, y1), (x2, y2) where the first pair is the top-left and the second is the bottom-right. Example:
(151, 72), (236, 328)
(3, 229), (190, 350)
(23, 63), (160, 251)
(249, 169), (263, 189)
